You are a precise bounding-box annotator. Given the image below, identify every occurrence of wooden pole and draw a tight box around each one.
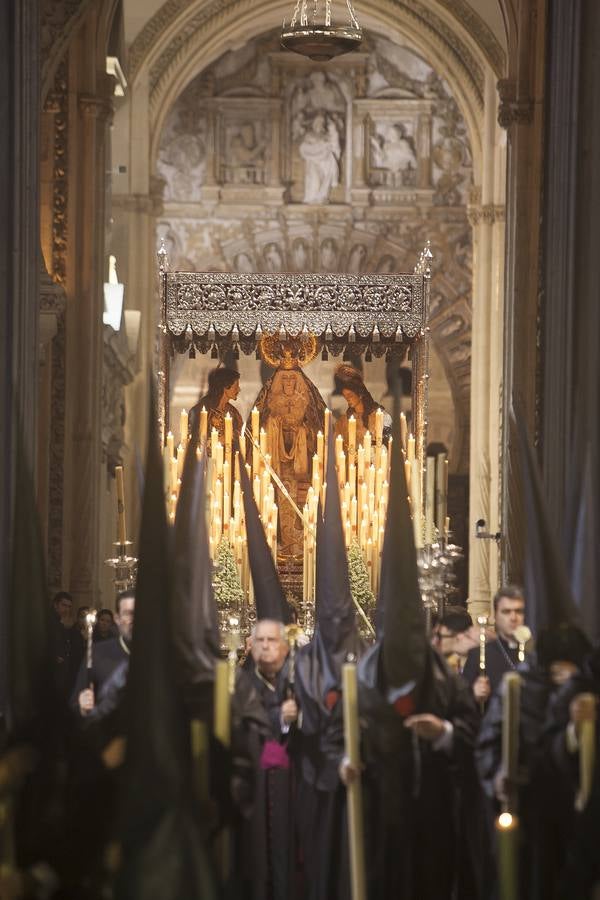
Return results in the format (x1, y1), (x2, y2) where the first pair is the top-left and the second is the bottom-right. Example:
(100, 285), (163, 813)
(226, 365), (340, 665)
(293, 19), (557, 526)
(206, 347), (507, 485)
(342, 661), (367, 900)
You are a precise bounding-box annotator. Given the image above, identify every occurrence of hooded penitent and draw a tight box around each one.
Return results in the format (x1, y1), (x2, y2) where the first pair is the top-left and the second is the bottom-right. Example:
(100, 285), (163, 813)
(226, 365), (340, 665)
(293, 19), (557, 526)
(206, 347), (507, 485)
(239, 452), (293, 624)
(377, 388), (427, 688)
(115, 382), (217, 900)
(514, 408), (580, 638)
(296, 424), (361, 723)
(172, 437), (220, 694)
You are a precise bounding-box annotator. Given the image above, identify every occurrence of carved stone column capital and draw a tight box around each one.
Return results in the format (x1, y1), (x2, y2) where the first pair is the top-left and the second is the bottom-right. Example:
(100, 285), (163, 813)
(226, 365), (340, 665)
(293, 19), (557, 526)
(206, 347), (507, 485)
(78, 92), (113, 123)
(497, 78), (534, 128)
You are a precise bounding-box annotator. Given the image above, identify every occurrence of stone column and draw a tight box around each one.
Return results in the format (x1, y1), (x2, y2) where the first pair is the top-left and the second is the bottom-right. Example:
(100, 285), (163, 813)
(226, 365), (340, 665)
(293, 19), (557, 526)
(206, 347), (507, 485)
(468, 69), (506, 619)
(0, 0), (41, 716)
(500, 0), (547, 584)
(64, 18), (113, 607)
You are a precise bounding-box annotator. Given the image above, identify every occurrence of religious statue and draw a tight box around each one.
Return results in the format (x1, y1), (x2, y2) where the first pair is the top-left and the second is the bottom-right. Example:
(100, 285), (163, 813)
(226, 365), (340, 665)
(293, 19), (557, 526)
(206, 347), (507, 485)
(189, 367), (243, 450)
(250, 335), (326, 559)
(299, 112), (341, 204)
(334, 364), (391, 448)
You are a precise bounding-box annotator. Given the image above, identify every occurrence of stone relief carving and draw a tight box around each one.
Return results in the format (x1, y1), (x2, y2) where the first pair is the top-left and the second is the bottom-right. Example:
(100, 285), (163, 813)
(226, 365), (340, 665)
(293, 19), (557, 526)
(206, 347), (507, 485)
(224, 121), (267, 185)
(369, 121), (417, 187)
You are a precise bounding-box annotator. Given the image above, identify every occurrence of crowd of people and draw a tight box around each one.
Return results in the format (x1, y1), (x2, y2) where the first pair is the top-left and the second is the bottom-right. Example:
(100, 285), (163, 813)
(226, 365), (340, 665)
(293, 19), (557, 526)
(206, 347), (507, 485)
(2, 398), (598, 900)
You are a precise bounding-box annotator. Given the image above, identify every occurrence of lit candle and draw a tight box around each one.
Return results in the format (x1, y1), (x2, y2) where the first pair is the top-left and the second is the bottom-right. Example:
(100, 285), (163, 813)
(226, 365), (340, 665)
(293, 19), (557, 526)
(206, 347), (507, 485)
(177, 444), (185, 480)
(425, 456), (435, 545)
(348, 463), (356, 497)
(215, 442), (224, 478)
(170, 457), (178, 497)
(224, 412), (233, 469)
(374, 408), (384, 470)
(259, 427), (267, 460)
(115, 465), (127, 545)
(316, 430), (324, 467)
(357, 446), (365, 483)
(338, 451), (346, 490)
(348, 415), (357, 468)
(253, 474), (261, 508)
(199, 407), (208, 446)
(436, 453), (448, 531)
(410, 459), (422, 549)
(324, 408), (331, 438)
(367, 464), (375, 500)
(400, 412), (407, 452)
(345, 517), (352, 549)
(495, 812), (519, 900)
(180, 408), (189, 447)
(407, 434), (415, 463)
(251, 406), (260, 441)
(210, 427), (218, 461)
(166, 430), (175, 460)
(363, 431), (371, 467)
(350, 495), (358, 530)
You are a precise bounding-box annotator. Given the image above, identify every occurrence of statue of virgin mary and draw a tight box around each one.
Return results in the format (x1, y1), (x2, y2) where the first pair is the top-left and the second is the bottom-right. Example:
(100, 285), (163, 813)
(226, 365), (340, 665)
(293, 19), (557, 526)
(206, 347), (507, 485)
(250, 334), (326, 559)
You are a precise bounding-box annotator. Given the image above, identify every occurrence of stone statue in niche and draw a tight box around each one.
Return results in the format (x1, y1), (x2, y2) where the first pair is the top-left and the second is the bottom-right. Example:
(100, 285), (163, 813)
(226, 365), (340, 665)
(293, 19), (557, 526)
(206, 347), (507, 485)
(320, 238), (339, 272)
(370, 122), (417, 188)
(291, 237), (310, 271)
(225, 121), (267, 185)
(263, 242), (284, 272)
(347, 243), (367, 273)
(298, 113), (341, 203)
(157, 130), (206, 201)
(292, 71), (345, 205)
(234, 251), (255, 273)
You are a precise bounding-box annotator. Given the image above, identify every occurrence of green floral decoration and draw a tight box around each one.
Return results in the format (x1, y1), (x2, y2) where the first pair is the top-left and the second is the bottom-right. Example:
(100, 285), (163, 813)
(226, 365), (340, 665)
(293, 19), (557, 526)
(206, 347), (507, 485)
(347, 540), (376, 631)
(213, 538), (244, 609)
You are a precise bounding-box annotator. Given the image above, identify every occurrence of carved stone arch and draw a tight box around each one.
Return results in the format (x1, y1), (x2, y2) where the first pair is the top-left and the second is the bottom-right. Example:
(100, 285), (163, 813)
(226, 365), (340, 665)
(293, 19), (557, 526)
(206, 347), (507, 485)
(138, 1), (495, 182)
(41, 0), (123, 102)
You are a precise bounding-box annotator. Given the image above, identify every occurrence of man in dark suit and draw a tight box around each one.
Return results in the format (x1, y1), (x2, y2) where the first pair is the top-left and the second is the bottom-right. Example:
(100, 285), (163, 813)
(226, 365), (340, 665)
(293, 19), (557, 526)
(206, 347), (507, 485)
(463, 584), (529, 705)
(71, 589), (135, 721)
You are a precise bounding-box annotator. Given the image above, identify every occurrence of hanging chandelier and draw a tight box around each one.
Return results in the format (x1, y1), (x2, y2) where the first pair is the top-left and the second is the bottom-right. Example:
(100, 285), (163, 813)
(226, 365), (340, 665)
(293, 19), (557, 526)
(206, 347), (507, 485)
(281, 0), (362, 62)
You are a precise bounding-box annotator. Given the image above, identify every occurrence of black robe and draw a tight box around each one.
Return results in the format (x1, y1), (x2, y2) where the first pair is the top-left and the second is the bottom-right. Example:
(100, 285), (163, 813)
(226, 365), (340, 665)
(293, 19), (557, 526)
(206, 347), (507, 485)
(476, 665), (574, 900)
(293, 632), (361, 900)
(245, 657), (297, 900)
(463, 637), (523, 695)
(358, 644), (480, 900)
(70, 636), (130, 718)
(541, 652), (600, 899)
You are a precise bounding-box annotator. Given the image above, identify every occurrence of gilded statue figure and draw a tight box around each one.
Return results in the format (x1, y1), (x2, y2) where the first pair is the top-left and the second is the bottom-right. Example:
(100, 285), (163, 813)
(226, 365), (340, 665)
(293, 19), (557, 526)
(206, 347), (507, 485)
(189, 367), (243, 450)
(251, 336), (325, 559)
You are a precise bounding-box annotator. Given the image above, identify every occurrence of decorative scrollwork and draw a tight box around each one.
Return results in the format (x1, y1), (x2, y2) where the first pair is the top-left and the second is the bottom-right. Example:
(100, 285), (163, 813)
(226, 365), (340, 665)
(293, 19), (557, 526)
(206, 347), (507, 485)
(164, 271), (425, 347)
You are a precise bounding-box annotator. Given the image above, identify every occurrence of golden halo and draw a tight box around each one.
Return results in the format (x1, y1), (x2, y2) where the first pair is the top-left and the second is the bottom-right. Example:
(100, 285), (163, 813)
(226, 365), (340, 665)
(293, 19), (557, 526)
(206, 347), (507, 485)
(260, 332), (318, 369)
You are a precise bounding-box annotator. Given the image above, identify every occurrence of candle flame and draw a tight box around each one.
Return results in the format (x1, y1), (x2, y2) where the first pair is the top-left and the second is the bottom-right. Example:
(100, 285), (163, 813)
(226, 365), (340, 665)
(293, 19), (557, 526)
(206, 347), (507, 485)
(498, 812), (513, 829)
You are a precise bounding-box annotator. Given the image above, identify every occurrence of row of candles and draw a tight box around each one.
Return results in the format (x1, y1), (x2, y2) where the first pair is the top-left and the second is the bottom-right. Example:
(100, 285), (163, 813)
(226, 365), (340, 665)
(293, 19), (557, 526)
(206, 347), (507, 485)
(163, 405), (450, 606)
